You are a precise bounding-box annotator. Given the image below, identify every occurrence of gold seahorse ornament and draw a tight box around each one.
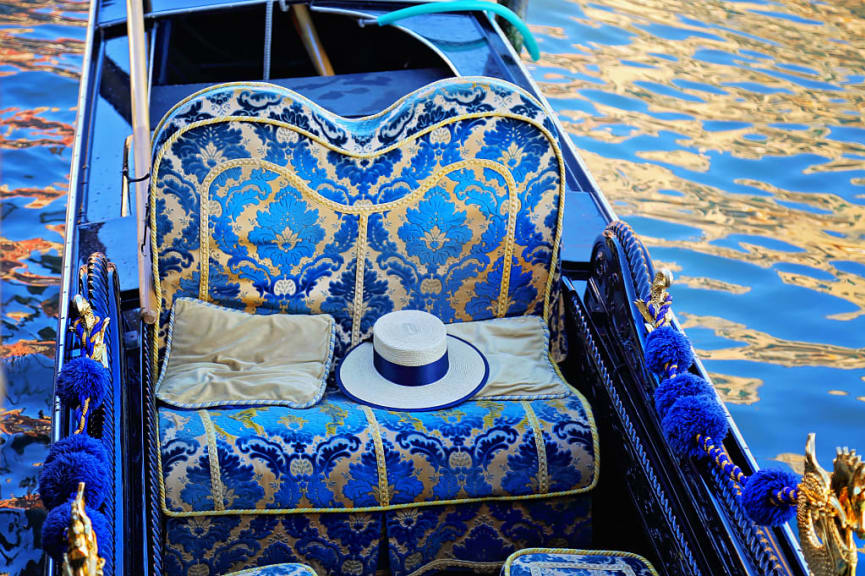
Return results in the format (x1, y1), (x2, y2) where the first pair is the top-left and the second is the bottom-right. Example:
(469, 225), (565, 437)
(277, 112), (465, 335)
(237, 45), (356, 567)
(63, 482), (105, 576)
(72, 294), (110, 367)
(635, 269), (674, 331)
(798, 433), (864, 576)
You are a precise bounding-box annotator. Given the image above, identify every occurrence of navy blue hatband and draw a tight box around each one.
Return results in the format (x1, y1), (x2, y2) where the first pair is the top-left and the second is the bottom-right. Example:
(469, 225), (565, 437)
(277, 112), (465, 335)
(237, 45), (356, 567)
(373, 348), (449, 386)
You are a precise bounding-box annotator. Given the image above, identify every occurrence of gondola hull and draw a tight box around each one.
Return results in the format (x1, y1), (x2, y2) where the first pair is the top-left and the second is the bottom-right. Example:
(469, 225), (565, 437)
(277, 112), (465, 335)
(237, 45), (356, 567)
(51, 2), (811, 575)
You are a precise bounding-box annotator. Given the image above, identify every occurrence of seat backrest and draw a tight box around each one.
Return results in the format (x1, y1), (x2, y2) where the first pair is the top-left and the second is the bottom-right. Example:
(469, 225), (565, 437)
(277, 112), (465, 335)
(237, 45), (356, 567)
(151, 77), (566, 361)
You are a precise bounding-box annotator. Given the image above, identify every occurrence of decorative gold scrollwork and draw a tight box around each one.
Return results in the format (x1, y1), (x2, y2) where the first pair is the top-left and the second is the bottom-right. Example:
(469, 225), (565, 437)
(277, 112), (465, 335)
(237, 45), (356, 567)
(71, 295), (110, 368)
(635, 268), (674, 331)
(63, 482), (104, 576)
(798, 433), (863, 576)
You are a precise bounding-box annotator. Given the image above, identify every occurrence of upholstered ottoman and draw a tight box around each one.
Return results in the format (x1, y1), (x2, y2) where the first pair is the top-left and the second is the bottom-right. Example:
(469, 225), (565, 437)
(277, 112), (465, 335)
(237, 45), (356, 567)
(502, 549), (658, 576)
(225, 563), (317, 576)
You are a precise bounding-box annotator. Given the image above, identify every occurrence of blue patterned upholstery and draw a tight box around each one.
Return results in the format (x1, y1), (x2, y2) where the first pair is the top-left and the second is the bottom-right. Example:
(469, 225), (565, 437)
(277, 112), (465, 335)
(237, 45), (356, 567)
(150, 78), (598, 576)
(151, 77), (566, 360)
(165, 498), (591, 576)
(502, 550), (658, 576)
(224, 563), (317, 576)
(159, 395), (595, 513)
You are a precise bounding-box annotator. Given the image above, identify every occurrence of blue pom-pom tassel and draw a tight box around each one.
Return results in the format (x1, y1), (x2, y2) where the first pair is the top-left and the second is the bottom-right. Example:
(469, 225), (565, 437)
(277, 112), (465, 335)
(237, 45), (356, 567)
(654, 373), (714, 419)
(741, 468), (800, 526)
(56, 357), (109, 410)
(44, 435), (108, 469)
(42, 499), (112, 567)
(646, 325), (694, 376)
(661, 394), (729, 459)
(38, 451), (110, 509)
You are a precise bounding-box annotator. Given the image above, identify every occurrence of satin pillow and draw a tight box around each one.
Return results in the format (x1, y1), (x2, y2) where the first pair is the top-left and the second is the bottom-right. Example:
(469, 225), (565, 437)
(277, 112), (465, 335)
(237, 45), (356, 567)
(156, 298), (334, 409)
(447, 316), (569, 400)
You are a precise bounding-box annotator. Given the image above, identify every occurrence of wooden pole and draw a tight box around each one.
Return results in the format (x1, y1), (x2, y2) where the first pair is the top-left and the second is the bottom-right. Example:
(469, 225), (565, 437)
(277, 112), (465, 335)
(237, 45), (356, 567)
(125, 0), (158, 323)
(291, 5), (334, 76)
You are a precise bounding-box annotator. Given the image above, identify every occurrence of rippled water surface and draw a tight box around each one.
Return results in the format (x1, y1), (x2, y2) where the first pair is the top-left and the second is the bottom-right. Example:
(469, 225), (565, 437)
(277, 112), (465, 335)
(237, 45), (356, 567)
(523, 0), (865, 558)
(1, 0), (864, 573)
(1, 1), (87, 574)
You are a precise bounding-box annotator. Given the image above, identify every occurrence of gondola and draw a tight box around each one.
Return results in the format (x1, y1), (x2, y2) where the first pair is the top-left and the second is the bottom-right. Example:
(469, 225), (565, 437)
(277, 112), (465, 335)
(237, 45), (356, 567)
(43, 1), (862, 575)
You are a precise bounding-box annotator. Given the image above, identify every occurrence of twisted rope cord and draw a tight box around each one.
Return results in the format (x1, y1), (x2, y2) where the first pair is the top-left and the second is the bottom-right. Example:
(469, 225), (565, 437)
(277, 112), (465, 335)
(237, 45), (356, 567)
(642, 247), (800, 509)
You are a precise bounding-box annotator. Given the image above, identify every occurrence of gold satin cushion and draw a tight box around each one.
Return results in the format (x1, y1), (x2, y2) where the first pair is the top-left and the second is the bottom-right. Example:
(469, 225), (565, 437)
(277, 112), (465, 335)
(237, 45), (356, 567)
(447, 316), (568, 399)
(156, 298), (335, 408)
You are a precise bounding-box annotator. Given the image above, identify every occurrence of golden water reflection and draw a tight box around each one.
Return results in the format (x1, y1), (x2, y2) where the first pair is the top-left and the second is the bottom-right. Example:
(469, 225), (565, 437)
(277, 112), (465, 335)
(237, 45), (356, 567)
(528, 0), (865, 379)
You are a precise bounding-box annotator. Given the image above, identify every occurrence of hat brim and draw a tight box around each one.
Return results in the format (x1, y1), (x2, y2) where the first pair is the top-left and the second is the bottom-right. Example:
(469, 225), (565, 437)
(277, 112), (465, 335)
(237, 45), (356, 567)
(337, 335), (489, 412)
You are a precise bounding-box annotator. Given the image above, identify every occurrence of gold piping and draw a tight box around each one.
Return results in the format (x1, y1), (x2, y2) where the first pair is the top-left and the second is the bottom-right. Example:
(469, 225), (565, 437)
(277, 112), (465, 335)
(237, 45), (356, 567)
(361, 405), (390, 507)
(496, 178), (519, 317)
(198, 410), (225, 512)
(501, 548), (660, 576)
(521, 401), (549, 494)
(406, 558), (502, 576)
(352, 213), (370, 345)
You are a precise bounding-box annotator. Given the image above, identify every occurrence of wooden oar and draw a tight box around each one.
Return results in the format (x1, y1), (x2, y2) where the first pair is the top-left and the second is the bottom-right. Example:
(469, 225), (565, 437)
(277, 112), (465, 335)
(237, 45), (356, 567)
(125, 0), (158, 324)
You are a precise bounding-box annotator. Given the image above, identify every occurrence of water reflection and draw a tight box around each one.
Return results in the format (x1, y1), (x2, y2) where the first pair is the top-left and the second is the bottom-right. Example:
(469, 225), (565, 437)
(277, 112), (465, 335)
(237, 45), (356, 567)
(1, 0), (864, 571)
(0, 1), (86, 574)
(524, 0), (865, 538)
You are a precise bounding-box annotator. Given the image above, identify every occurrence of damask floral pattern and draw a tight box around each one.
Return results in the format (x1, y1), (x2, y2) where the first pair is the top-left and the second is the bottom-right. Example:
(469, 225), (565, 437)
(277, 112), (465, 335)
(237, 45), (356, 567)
(502, 550), (659, 576)
(158, 395), (597, 572)
(224, 563), (318, 576)
(151, 78), (591, 576)
(161, 498), (592, 576)
(164, 513), (382, 576)
(250, 186), (326, 270)
(151, 78), (566, 357)
(158, 394), (596, 514)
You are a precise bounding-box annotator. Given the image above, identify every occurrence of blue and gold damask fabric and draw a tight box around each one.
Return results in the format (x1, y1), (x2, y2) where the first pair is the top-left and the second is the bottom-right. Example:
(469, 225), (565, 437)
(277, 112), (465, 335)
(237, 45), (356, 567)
(502, 550), (659, 576)
(151, 78), (597, 576)
(150, 77), (567, 361)
(223, 563), (318, 576)
(165, 497), (591, 576)
(158, 394), (597, 575)
(158, 395), (596, 514)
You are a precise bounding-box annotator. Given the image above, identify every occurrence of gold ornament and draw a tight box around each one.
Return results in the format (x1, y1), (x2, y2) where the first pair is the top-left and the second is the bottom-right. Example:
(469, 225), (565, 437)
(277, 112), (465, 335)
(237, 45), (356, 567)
(635, 269), (674, 331)
(72, 295), (110, 368)
(62, 482), (105, 576)
(798, 433), (864, 576)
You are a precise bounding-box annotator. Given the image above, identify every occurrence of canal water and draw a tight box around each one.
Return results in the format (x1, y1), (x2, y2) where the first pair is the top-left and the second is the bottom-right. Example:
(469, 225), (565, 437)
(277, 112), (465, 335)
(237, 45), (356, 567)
(1, 0), (863, 573)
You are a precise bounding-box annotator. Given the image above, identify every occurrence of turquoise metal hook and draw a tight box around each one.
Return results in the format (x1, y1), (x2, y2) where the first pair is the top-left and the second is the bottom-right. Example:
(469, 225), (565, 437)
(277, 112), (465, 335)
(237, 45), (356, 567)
(374, 0), (541, 61)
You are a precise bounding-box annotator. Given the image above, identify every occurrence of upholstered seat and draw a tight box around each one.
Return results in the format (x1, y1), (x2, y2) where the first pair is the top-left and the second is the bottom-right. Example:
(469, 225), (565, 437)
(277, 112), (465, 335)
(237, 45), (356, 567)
(224, 563), (318, 576)
(150, 78), (598, 576)
(501, 549), (659, 576)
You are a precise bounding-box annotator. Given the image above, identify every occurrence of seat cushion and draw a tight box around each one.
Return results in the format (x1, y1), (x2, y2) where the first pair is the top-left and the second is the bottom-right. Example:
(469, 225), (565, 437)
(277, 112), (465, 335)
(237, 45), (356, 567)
(156, 298), (335, 409)
(502, 549), (658, 576)
(224, 563), (317, 576)
(158, 392), (597, 514)
(164, 496), (592, 576)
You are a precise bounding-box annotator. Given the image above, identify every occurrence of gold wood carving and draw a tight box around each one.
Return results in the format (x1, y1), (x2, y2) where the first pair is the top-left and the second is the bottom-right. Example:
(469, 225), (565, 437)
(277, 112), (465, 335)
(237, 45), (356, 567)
(63, 482), (105, 576)
(798, 433), (864, 576)
(72, 294), (110, 367)
(635, 269), (674, 331)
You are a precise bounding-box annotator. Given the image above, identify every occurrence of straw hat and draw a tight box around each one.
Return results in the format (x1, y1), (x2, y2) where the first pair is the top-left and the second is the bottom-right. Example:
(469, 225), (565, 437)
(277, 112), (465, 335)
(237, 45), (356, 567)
(337, 310), (488, 411)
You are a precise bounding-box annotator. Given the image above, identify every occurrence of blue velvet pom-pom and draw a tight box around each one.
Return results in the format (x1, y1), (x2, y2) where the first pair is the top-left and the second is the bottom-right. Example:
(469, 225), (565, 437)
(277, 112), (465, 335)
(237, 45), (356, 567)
(661, 393), (729, 459)
(44, 434), (108, 469)
(38, 451), (110, 509)
(654, 373), (714, 419)
(42, 499), (112, 564)
(56, 357), (109, 410)
(741, 468), (800, 526)
(646, 325), (694, 376)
